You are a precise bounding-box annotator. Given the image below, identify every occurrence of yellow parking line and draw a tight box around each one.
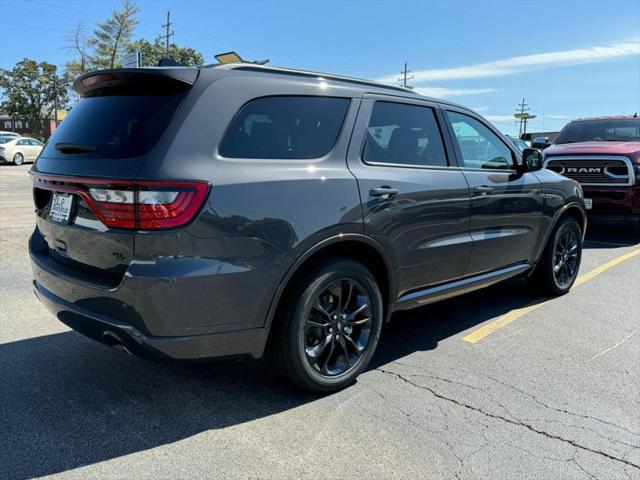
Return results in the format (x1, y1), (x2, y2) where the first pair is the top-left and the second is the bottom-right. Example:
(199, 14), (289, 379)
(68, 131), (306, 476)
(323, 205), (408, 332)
(463, 248), (640, 344)
(573, 248), (640, 286)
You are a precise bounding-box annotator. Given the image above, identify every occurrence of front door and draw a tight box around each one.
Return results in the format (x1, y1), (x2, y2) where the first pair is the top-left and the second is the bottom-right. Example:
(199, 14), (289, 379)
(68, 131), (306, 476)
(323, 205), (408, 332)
(347, 96), (472, 297)
(443, 109), (544, 275)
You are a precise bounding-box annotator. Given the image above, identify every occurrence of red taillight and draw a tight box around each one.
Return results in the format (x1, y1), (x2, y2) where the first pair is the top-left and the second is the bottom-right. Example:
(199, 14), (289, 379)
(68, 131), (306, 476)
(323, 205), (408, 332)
(33, 176), (209, 230)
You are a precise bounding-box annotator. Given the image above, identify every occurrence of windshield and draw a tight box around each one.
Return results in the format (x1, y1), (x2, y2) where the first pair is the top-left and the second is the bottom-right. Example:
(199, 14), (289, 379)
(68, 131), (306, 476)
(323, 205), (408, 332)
(555, 119), (640, 144)
(41, 92), (186, 159)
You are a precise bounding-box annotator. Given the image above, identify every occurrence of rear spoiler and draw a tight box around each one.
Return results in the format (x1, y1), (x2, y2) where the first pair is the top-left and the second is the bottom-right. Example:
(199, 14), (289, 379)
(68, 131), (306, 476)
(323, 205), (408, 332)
(73, 68), (199, 97)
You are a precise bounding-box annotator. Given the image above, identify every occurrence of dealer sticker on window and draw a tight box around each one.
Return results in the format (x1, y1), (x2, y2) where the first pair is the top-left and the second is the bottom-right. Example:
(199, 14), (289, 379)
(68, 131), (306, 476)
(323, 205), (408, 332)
(584, 198), (593, 210)
(49, 193), (74, 224)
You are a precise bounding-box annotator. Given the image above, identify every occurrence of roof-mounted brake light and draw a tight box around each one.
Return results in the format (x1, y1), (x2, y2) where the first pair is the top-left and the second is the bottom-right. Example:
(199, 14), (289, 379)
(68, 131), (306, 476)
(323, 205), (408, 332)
(82, 74), (118, 87)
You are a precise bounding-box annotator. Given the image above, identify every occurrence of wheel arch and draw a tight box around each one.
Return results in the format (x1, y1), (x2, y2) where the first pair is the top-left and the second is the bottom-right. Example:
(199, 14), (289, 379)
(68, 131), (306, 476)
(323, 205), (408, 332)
(532, 201), (587, 267)
(556, 202), (587, 239)
(263, 234), (396, 332)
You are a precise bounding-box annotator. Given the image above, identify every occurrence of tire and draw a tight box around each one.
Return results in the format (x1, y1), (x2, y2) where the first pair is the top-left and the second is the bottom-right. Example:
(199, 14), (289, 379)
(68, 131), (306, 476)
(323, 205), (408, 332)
(271, 258), (383, 393)
(530, 216), (583, 296)
(13, 153), (24, 165)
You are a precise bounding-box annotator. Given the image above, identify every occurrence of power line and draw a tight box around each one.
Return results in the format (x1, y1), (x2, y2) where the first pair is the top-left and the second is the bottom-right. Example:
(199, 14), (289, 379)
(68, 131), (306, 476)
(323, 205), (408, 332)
(158, 11), (174, 58)
(514, 98), (537, 138)
(398, 62), (414, 89)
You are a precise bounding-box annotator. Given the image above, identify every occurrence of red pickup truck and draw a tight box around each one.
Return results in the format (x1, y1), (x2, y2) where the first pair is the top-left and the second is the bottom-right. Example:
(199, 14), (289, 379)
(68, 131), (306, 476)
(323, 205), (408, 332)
(543, 116), (640, 231)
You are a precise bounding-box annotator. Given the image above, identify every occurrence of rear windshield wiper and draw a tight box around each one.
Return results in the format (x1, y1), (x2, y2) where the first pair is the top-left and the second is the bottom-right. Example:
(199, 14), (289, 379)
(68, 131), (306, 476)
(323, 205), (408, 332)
(55, 142), (98, 154)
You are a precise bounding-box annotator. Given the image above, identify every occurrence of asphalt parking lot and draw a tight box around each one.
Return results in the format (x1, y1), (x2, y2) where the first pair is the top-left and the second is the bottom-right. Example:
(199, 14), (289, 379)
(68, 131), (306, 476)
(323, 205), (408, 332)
(1, 164), (639, 480)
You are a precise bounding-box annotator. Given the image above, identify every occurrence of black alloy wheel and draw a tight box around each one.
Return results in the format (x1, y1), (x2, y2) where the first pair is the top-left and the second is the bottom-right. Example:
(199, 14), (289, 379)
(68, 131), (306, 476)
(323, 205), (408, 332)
(553, 225), (580, 288)
(272, 258), (383, 393)
(530, 216), (582, 295)
(304, 278), (373, 376)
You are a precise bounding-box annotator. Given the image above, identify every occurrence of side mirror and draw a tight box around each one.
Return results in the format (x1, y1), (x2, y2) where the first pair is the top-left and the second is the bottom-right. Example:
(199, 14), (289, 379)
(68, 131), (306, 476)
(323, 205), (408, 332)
(531, 136), (551, 149)
(521, 148), (543, 171)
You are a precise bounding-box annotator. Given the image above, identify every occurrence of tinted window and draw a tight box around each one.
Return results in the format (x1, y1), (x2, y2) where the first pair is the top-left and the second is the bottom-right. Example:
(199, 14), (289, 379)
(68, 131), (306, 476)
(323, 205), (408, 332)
(363, 102), (447, 167)
(220, 96), (350, 159)
(555, 119), (640, 144)
(16, 139), (28, 145)
(448, 112), (513, 170)
(41, 93), (186, 159)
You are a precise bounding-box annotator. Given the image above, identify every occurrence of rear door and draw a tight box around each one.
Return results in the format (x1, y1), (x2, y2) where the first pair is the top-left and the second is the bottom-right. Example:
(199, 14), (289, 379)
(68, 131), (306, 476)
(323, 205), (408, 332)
(29, 139), (44, 160)
(25, 139), (37, 160)
(15, 139), (30, 159)
(443, 108), (544, 275)
(347, 95), (472, 297)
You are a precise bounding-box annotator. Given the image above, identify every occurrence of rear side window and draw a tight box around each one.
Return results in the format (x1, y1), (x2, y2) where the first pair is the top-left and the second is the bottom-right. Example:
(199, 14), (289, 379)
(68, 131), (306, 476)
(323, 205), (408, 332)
(41, 93), (186, 159)
(363, 102), (448, 167)
(219, 96), (350, 159)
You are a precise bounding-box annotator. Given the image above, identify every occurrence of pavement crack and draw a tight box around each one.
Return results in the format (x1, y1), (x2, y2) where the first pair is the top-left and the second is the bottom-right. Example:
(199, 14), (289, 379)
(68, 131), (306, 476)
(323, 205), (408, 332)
(375, 367), (640, 471)
(464, 369), (640, 439)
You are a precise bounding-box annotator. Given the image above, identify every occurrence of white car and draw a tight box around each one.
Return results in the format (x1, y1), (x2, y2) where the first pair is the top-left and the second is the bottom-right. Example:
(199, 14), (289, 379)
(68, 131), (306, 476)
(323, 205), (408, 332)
(0, 137), (44, 165)
(0, 131), (21, 138)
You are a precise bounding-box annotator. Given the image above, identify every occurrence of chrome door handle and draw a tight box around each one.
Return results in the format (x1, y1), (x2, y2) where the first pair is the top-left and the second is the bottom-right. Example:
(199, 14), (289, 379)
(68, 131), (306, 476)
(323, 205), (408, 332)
(369, 186), (399, 197)
(473, 186), (494, 195)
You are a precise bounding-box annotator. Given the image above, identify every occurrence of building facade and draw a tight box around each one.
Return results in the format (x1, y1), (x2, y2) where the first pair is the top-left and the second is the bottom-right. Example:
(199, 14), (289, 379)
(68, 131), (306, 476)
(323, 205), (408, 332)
(0, 114), (58, 140)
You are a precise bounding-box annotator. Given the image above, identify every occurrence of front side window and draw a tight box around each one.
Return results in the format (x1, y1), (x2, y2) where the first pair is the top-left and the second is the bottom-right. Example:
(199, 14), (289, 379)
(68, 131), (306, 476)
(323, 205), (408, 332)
(448, 112), (514, 170)
(219, 96), (350, 159)
(363, 102), (447, 167)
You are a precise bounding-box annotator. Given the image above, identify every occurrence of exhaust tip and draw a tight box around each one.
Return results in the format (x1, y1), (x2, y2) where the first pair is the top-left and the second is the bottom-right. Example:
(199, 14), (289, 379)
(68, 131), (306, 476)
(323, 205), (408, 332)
(102, 331), (133, 355)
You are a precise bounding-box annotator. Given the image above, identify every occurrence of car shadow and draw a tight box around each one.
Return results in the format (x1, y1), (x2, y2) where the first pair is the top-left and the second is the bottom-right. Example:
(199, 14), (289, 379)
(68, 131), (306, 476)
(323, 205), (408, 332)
(3, 221), (635, 478)
(1, 275), (543, 479)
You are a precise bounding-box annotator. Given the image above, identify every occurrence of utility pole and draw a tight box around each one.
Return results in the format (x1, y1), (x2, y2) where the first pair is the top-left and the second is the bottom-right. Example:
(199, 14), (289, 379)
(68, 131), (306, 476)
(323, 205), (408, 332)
(398, 62), (414, 89)
(514, 98), (537, 139)
(159, 11), (174, 58)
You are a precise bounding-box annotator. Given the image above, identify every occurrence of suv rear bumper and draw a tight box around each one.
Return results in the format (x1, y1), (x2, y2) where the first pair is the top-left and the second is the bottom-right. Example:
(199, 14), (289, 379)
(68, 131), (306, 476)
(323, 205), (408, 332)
(29, 226), (275, 361)
(34, 279), (268, 361)
(583, 185), (640, 216)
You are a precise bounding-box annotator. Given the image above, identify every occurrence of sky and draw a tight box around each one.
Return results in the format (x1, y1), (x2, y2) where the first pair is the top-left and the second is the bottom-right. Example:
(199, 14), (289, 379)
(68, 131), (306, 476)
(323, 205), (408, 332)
(0, 0), (639, 136)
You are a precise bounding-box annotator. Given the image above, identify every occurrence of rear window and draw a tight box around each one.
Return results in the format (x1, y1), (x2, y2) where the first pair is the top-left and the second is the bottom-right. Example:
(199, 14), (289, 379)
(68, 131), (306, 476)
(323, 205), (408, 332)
(41, 92), (186, 159)
(219, 96), (350, 159)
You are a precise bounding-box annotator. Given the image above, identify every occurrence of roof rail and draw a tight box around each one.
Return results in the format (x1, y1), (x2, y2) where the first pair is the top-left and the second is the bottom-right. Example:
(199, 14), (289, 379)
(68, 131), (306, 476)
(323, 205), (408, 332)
(211, 63), (416, 95)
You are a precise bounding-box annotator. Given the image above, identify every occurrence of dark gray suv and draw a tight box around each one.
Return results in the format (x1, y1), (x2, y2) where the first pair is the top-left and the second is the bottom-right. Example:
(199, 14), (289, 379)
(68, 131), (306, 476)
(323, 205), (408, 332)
(30, 65), (586, 392)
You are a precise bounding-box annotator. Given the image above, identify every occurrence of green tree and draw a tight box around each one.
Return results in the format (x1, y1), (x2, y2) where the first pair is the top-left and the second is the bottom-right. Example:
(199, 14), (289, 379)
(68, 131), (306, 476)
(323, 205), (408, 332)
(0, 59), (69, 138)
(126, 39), (205, 67)
(90, 0), (139, 69)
